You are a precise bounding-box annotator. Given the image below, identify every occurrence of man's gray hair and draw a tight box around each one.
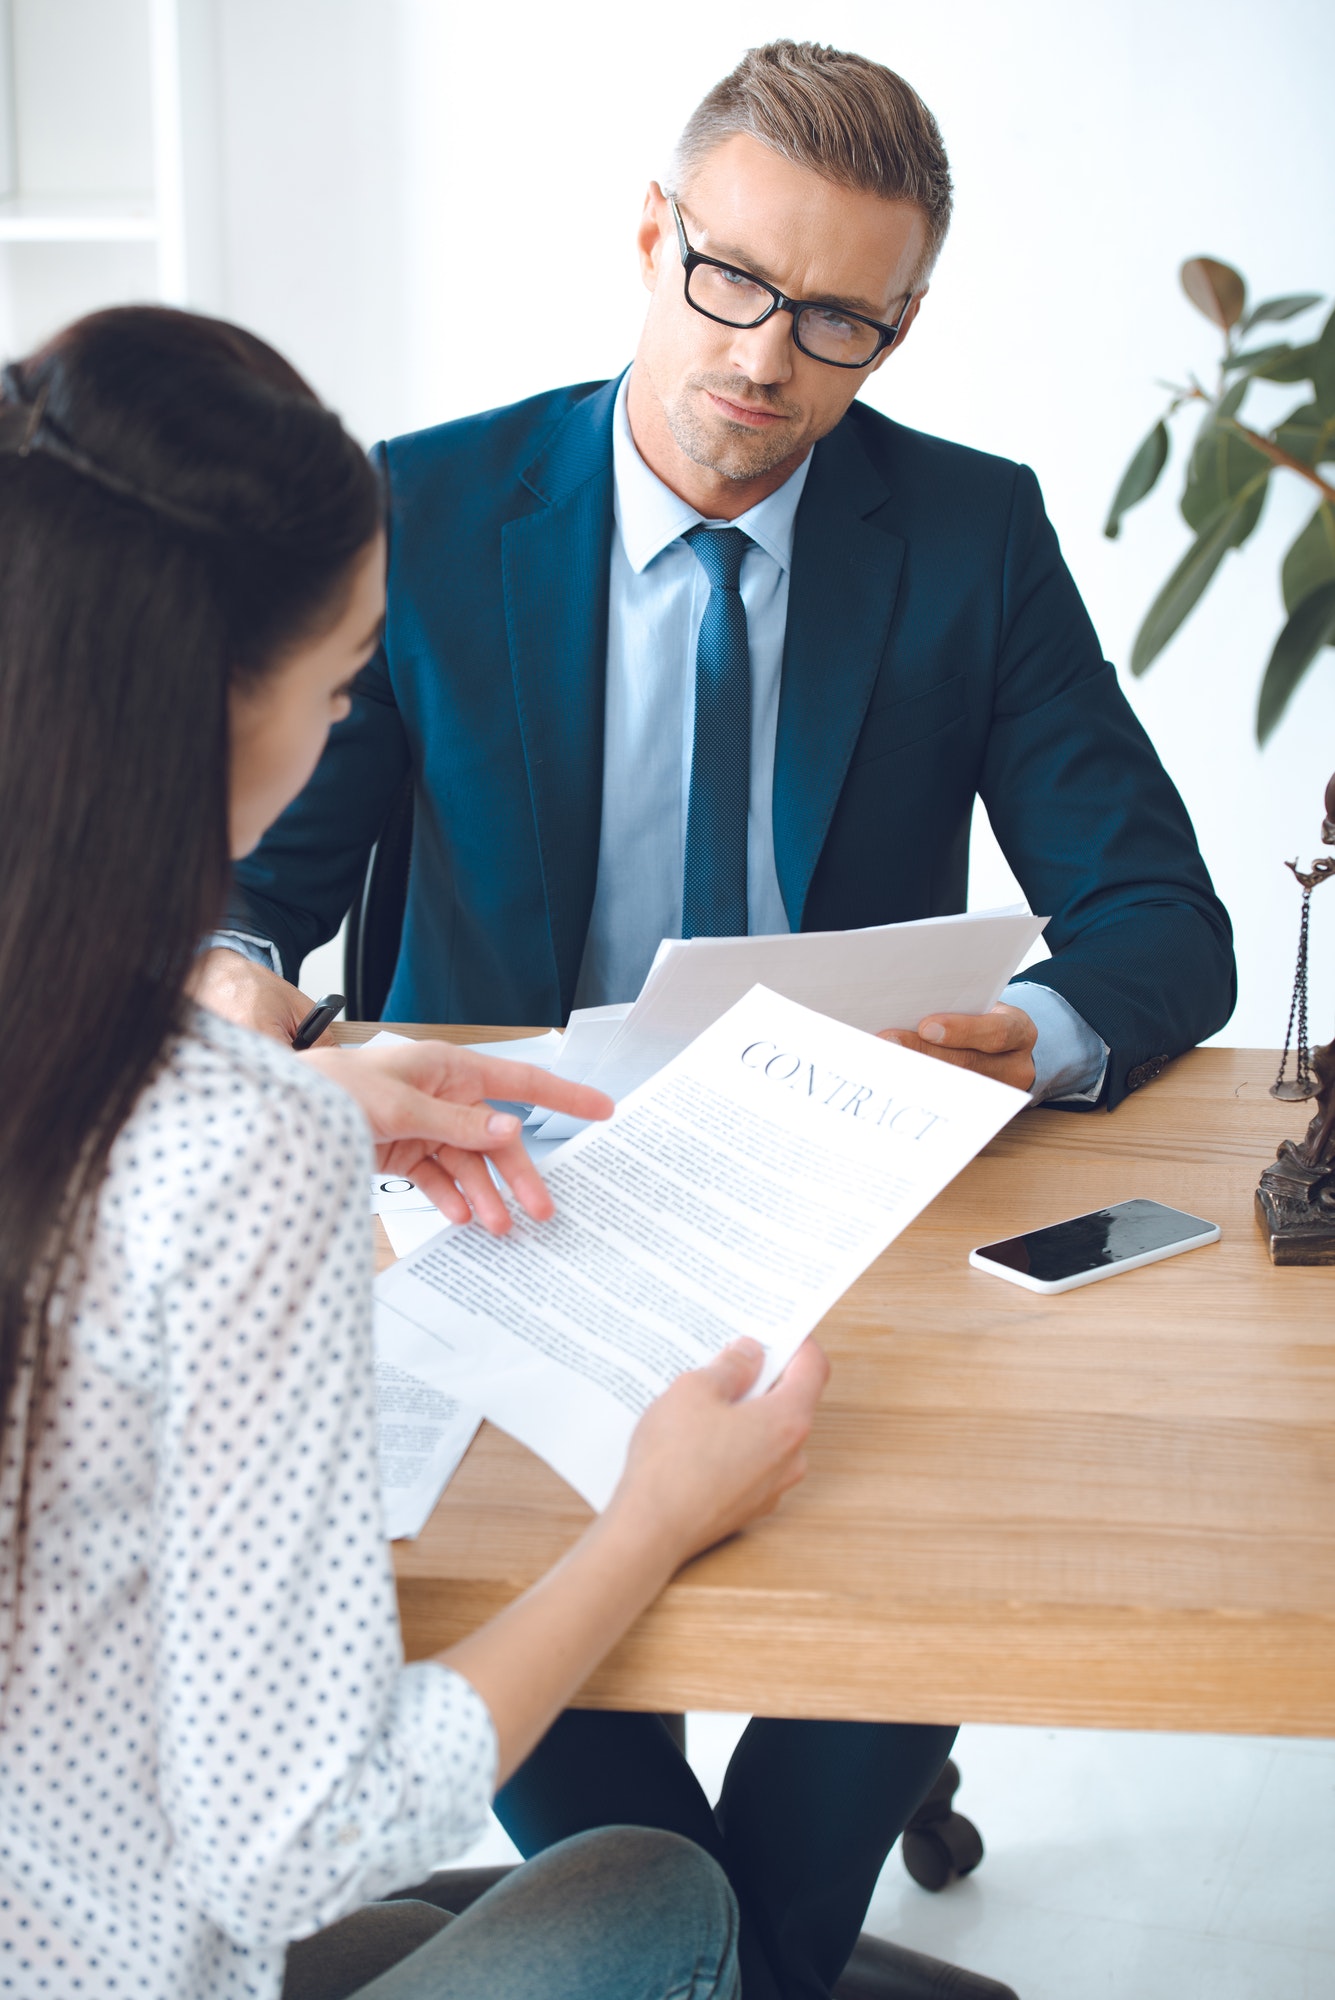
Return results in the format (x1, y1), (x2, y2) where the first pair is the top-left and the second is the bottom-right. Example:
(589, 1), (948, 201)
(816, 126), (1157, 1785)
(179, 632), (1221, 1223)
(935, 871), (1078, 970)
(670, 40), (953, 287)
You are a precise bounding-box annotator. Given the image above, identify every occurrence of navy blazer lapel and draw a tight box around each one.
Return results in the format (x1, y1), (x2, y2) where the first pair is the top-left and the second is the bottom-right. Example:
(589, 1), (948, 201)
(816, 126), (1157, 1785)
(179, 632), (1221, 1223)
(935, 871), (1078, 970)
(774, 413), (906, 928)
(502, 380), (618, 1018)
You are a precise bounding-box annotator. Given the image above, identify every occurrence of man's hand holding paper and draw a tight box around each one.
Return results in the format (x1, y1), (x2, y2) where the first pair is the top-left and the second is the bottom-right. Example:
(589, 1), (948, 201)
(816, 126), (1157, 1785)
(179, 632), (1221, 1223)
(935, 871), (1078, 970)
(882, 999), (1040, 1093)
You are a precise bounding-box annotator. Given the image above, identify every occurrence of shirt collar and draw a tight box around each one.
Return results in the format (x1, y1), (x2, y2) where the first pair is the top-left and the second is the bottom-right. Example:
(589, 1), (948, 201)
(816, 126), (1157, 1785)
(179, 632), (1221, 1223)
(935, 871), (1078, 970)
(611, 368), (812, 576)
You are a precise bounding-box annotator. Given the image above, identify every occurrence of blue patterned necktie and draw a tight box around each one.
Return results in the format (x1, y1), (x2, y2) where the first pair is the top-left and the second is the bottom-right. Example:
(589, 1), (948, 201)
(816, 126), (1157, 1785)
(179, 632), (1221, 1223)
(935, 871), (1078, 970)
(681, 524), (752, 938)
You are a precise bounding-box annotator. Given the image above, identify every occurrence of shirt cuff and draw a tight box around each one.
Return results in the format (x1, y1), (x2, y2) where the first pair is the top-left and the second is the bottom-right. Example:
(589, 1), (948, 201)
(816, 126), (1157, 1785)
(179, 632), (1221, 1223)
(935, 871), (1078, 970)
(301, 1662), (498, 1933)
(1004, 979), (1109, 1105)
(202, 928), (282, 976)
(345, 1660), (498, 1897)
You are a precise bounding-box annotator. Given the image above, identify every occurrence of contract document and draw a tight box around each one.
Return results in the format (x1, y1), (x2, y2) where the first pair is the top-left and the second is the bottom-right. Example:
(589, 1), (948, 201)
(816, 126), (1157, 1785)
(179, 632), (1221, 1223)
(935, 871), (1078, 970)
(534, 905), (1045, 1141)
(375, 985), (1028, 1509)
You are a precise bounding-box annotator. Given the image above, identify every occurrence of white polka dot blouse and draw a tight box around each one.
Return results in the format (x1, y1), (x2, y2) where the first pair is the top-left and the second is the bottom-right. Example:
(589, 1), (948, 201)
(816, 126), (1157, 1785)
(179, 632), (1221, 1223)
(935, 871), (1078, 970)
(0, 1010), (496, 1998)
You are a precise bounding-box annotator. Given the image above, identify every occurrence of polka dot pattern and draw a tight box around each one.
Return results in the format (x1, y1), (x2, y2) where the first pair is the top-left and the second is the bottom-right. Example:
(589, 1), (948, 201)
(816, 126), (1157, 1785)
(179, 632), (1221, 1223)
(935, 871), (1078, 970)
(0, 1009), (496, 1998)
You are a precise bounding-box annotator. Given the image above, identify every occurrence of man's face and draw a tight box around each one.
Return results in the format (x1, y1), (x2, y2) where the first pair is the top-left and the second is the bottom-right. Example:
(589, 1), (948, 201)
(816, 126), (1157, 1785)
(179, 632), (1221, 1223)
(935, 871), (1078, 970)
(635, 131), (928, 488)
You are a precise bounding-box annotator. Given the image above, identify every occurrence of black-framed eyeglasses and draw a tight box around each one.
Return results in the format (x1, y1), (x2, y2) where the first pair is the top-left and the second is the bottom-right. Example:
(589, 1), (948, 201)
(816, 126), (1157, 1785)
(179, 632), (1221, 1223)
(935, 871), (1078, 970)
(669, 197), (909, 371)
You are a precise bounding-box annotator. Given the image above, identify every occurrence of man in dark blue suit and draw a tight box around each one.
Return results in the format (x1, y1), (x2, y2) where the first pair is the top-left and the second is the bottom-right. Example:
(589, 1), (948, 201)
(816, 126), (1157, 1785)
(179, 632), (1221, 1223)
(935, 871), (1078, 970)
(203, 39), (1233, 2000)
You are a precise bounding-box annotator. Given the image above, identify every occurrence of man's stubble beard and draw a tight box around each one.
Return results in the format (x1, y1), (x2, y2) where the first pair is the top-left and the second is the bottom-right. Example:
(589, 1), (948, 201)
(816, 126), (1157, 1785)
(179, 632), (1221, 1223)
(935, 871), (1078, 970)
(665, 375), (817, 483)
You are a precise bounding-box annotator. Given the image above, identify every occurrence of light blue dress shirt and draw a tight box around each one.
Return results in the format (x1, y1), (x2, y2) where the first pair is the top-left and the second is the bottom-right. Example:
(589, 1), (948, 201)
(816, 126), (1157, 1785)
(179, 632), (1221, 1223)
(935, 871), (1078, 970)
(571, 374), (1109, 1105)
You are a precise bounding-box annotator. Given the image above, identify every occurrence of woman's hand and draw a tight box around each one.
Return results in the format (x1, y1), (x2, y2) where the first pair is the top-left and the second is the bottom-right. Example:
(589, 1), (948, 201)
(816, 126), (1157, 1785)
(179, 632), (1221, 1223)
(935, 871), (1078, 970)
(301, 1040), (612, 1233)
(605, 1336), (830, 1572)
(440, 1337), (829, 1784)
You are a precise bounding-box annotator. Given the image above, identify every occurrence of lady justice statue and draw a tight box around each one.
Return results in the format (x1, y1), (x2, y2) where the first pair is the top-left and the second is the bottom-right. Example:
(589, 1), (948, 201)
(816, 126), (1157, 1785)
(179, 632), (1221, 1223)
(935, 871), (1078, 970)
(1256, 769), (1335, 1263)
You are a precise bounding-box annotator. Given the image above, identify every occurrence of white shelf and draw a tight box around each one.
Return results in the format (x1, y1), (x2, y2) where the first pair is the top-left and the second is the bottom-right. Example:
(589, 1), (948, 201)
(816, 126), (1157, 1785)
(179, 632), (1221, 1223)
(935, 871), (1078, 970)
(0, 194), (159, 243)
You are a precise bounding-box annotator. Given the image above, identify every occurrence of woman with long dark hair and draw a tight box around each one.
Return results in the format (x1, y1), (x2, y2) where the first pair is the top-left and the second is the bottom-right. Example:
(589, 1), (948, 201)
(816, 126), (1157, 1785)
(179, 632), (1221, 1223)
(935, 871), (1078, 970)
(0, 306), (827, 2000)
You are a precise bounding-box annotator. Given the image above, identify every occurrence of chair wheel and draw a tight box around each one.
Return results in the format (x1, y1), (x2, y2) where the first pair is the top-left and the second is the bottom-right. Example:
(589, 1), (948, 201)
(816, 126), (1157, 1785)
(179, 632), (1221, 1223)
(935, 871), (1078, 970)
(900, 1757), (985, 1891)
(902, 1813), (984, 1890)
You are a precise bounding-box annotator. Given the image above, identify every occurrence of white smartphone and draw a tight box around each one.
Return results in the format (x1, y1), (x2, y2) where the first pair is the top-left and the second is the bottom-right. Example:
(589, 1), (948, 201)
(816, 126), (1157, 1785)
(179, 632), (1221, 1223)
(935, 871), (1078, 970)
(969, 1197), (1221, 1294)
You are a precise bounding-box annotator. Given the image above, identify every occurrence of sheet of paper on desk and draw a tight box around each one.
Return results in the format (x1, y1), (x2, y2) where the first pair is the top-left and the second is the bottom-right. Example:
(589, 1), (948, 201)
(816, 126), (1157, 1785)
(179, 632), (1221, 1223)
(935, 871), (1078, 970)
(374, 1333), (481, 1539)
(535, 905), (1045, 1140)
(374, 984), (1028, 1510)
(371, 1173), (453, 1257)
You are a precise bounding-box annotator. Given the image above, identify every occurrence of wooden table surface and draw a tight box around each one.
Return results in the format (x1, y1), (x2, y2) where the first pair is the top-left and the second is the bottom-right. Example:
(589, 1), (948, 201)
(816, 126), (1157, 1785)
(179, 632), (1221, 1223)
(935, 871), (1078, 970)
(341, 1024), (1335, 1737)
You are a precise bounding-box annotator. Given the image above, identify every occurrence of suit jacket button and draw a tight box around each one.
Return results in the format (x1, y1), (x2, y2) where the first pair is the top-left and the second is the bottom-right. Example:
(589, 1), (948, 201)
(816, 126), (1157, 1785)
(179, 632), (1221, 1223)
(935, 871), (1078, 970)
(1126, 1055), (1169, 1092)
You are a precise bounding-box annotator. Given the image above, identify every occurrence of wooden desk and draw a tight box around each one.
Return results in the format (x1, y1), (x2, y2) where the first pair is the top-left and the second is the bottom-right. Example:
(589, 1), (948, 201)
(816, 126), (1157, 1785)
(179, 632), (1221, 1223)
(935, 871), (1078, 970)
(341, 1026), (1335, 1738)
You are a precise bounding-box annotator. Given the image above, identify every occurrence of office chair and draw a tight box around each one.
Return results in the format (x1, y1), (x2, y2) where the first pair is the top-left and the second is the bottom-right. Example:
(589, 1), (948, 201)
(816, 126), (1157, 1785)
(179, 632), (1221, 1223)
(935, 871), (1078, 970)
(344, 775), (415, 1022)
(347, 789), (1008, 1999)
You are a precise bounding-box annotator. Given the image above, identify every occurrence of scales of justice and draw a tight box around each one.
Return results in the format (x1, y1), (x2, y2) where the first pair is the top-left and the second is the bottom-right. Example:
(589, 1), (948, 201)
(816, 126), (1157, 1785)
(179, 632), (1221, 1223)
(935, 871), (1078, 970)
(1256, 769), (1335, 1264)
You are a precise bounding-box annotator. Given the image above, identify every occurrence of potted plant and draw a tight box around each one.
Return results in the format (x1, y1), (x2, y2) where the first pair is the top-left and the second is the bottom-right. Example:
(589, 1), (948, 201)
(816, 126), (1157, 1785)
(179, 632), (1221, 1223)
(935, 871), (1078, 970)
(1105, 259), (1334, 742)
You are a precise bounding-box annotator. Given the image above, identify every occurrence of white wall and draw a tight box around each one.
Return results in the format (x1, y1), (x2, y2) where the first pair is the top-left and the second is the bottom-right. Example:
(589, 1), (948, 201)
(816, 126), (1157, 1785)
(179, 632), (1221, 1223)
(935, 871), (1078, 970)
(10, 0), (1335, 1047)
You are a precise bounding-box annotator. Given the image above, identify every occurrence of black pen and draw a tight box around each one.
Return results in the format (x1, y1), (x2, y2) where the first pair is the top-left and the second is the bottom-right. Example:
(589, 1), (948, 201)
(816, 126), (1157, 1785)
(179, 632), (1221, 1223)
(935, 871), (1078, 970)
(292, 992), (346, 1050)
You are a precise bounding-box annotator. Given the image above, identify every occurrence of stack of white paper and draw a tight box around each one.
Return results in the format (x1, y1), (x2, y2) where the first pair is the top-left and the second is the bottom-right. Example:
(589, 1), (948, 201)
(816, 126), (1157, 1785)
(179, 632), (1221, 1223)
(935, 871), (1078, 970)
(533, 906), (1045, 1142)
(375, 984), (1028, 1510)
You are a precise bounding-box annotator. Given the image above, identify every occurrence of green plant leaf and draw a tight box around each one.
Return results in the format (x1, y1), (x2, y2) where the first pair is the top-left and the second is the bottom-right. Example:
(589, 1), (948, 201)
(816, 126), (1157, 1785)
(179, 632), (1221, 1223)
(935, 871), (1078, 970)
(1310, 305), (1335, 414)
(1281, 502), (1335, 615)
(1217, 377), (1249, 423)
(1256, 578), (1335, 743)
(1248, 344), (1319, 382)
(1104, 420), (1169, 538)
(1223, 342), (1295, 376)
(1239, 293), (1323, 333)
(1266, 306), (1335, 407)
(1131, 489), (1265, 675)
(1180, 396), (1270, 535)
(1275, 400), (1335, 469)
(1180, 256), (1246, 330)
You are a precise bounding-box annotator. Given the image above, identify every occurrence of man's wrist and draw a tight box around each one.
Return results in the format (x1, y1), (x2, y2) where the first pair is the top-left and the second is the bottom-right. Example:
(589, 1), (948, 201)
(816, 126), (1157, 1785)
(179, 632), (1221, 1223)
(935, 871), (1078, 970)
(1005, 979), (1109, 1104)
(200, 928), (282, 976)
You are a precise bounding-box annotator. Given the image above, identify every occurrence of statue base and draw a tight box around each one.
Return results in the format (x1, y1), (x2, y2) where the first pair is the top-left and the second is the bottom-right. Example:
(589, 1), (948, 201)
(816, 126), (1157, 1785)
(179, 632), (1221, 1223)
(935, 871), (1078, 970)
(1255, 1141), (1335, 1265)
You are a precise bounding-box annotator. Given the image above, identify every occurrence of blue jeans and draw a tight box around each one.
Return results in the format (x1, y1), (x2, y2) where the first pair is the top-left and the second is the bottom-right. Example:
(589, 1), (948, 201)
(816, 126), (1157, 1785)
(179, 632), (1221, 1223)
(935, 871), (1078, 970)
(496, 1713), (959, 2000)
(281, 1827), (739, 2000)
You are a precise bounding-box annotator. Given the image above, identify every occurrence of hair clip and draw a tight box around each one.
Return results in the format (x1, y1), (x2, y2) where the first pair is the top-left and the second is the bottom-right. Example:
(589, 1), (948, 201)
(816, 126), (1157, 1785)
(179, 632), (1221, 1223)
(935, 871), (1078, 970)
(0, 361), (223, 532)
(17, 384), (50, 457)
(0, 364), (48, 456)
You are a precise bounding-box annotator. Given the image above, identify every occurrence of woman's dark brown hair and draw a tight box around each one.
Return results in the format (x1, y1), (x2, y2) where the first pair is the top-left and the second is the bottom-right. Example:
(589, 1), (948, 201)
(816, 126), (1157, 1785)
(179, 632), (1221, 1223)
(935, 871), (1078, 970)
(0, 307), (381, 1660)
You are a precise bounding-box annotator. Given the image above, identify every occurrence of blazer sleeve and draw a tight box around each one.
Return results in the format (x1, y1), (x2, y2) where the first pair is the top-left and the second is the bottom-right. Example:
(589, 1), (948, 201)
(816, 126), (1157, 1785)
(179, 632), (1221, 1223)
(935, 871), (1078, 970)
(980, 464), (1236, 1110)
(228, 446), (411, 983)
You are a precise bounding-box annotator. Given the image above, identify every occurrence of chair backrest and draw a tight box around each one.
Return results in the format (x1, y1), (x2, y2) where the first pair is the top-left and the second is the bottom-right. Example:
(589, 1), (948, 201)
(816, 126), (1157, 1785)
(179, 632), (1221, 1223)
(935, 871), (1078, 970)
(343, 777), (414, 1020)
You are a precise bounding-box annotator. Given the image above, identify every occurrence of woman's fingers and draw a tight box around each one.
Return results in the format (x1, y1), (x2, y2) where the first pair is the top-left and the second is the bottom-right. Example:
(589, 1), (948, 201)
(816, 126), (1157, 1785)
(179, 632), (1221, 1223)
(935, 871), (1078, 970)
(404, 1153), (474, 1227)
(466, 1056), (614, 1128)
(372, 1076), (524, 1153)
(483, 1134), (557, 1222)
(697, 1336), (766, 1402)
(335, 1045), (611, 1155)
(769, 1337), (830, 1415)
(393, 1041), (613, 1131)
(431, 1146), (514, 1235)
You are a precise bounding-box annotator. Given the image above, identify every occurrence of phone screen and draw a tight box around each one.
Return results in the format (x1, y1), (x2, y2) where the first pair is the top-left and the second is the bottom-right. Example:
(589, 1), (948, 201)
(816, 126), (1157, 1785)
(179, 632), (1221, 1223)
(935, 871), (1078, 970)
(973, 1198), (1217, 1284)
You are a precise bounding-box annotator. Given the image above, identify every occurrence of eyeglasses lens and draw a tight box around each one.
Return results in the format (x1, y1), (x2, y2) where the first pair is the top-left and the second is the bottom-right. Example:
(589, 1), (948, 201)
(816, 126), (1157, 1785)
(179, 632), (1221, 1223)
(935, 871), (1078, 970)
(686, 261), (775, 328)
(685, 262), (883, 367)
(794, 308), (883, 366)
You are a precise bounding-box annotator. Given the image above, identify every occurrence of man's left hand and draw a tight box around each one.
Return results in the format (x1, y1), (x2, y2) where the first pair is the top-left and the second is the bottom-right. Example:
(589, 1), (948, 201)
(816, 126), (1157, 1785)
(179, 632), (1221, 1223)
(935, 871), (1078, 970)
(879, 1001), (1037, 1093)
